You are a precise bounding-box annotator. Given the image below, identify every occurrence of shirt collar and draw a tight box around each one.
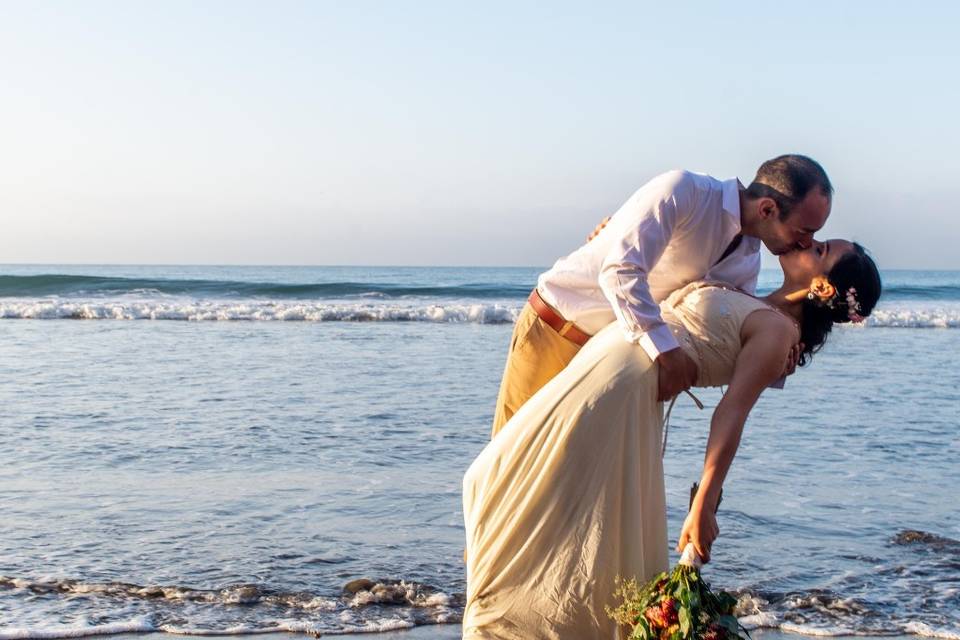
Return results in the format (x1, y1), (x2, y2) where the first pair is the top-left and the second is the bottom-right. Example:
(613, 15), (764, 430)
(721, 177), (744, 233)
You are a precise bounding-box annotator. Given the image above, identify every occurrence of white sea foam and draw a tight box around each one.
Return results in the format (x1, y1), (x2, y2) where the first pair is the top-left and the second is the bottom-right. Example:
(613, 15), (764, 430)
(741, 607), (880, 637)
(300, 596), (339, 611)
(2, 298), (959, 327)
(778, 622), (864, 636)
(158, 625), (286, 636)
(160, 618), (430, 636)
(904, 621), (960, 640)
(0, 300), (520, 323)
(868, 306), (960, 328)
(346, 580), (454, 609)
(738, 611), (780, 629)
(736, 592), (779, 630)
(0, 617), (155, 640)
(339, 618), (415, 633)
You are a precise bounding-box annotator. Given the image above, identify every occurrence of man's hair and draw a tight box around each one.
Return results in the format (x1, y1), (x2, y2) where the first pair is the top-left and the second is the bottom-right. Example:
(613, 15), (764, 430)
(745, 154), (833, 220)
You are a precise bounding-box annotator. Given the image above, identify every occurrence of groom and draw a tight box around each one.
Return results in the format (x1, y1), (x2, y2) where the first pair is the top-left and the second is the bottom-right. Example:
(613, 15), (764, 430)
(491, 154), (833, 436)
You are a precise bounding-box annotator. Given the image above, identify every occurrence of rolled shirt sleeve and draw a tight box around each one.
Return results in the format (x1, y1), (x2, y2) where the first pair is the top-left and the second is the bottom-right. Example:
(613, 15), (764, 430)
(740, 261), (760, 295)
(598, 173), (694, 361)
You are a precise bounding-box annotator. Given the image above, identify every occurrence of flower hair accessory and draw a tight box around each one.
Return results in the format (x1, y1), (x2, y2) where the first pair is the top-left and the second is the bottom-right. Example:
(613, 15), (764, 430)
(786, 278), (867, 323)
(845, 287), (865, 323)
(785, 276), (837, 305)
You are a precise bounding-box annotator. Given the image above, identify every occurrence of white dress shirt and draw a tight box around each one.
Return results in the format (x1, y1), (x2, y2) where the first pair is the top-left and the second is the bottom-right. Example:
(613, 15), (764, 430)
(537, 170), (761, 361)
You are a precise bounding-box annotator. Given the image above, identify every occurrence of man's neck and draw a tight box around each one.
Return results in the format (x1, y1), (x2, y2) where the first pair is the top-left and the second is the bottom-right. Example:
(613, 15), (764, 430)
(738, 190), (760, 239)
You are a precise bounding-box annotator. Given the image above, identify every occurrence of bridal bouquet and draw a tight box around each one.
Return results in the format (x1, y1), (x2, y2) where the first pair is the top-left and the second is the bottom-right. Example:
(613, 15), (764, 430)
(607, 545), (748, 640)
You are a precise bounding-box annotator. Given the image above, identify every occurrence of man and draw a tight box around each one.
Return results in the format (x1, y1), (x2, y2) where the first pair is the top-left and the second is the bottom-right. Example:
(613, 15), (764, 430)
(491, 154), (833, 437)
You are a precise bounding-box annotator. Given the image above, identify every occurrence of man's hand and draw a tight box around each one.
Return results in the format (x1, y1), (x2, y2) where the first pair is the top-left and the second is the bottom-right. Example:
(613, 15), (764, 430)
(656, 347), (698, 402)
(586, 216), (611, 242)
(781, 342), (805, 378)
(676, 505), (719, 564)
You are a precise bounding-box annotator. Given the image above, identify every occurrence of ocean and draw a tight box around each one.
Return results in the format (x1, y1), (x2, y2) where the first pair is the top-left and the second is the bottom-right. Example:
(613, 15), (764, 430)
(0, 265), (958, 639)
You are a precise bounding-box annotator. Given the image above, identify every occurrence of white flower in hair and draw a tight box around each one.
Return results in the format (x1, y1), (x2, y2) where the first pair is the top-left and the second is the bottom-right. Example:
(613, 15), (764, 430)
(845, 286), (865, 322)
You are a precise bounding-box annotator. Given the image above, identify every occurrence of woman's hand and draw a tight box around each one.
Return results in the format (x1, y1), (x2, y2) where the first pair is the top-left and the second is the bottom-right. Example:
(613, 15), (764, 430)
(586, 216), (611, 242)
(676, 505), (719, 564)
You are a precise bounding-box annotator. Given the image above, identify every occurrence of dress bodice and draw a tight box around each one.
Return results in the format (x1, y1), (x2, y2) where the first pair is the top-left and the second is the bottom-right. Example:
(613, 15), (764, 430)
(660, 281), (785, 388)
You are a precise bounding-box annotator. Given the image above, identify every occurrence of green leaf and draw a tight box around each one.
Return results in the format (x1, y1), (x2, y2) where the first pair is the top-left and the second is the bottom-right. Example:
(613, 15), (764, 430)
(716, 591), (736, 612)
(679, 606), (692, 636)
(633, 616), (653, 640)
(719, 614), (741, 635)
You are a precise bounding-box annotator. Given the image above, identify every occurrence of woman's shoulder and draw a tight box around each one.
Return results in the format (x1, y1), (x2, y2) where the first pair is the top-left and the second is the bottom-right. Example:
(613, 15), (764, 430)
(689, 283), (799, 338)
(738, 300), (800, 347)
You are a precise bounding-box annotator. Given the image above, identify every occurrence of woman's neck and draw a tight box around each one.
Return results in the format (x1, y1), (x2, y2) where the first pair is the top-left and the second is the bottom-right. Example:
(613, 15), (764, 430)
(761, 285), (805, 324)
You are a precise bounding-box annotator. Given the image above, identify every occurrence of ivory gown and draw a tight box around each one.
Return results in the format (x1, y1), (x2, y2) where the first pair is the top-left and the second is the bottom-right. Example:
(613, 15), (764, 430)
(463, 283), (782, 639)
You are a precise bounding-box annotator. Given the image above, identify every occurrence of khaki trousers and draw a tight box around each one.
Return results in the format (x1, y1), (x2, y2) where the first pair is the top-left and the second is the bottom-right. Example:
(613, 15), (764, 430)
(491, 302), (583, 438)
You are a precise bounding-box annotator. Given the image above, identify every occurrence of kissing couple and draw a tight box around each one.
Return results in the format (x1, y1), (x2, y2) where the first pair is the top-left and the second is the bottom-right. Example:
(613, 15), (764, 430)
(462, 155), (882, 639)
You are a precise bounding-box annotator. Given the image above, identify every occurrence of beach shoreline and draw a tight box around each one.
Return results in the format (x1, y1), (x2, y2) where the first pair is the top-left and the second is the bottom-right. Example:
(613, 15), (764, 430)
(80, 630), (919, 640)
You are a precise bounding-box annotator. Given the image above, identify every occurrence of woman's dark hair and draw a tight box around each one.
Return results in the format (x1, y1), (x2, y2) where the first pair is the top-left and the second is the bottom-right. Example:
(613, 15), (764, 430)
(798, 243), (882, 366)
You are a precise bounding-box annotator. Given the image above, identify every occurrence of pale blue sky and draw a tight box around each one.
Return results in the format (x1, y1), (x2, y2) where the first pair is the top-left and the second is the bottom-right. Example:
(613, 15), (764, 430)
(1, 1), (958, 267)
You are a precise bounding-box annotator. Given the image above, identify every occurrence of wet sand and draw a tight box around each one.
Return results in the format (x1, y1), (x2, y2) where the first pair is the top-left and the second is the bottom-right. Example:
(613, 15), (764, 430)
(100, 629), (916, 640)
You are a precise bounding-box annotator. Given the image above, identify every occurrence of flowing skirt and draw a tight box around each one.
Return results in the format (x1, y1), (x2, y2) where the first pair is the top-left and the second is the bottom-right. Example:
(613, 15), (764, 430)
(463, 323), (670, 639)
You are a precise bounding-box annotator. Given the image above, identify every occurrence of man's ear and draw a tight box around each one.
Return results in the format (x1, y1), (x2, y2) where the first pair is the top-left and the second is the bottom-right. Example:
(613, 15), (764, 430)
(758, 197), (779, 220)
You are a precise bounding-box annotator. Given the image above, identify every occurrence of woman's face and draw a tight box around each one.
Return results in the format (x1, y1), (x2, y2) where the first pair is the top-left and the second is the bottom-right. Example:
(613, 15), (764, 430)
(779, 238), (855, 282)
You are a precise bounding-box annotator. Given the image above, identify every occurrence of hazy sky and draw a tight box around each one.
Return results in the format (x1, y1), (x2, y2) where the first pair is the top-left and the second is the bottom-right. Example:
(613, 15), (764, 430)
(2, 1), (958, 268)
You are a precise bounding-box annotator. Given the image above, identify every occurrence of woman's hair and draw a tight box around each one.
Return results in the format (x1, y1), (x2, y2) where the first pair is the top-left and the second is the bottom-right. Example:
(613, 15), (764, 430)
(798, 242), (882, 366)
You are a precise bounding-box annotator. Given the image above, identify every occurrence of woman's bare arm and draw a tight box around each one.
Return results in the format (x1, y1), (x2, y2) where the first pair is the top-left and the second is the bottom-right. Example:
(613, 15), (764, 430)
(676, 311), (797, 562)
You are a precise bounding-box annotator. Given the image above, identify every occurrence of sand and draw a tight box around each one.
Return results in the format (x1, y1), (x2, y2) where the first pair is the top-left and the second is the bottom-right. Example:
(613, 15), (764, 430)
(98, 629), (915, 640)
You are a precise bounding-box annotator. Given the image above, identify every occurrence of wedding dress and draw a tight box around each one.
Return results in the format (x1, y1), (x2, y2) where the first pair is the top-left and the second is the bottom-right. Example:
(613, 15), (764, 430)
(463, 283), (779, 639)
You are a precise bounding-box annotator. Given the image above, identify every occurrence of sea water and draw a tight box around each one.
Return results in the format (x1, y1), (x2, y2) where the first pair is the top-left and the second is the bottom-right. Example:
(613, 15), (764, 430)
(0, 266), (958, 638)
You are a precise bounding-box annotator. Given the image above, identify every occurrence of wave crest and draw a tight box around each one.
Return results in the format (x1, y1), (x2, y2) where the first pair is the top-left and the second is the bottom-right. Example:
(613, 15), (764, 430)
(0, 274), (529, 300)
(0, 300), (958, 327)
(0, 301), (520, 324)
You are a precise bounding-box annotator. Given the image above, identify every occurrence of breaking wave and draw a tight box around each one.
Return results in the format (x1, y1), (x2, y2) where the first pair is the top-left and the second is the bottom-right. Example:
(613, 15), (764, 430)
(0, 301), (520, 323)
(0, 274), (529, 300)
(0, 575), (460, 638)
(2, 274), (959, 303)
(0, 300), (958, 327)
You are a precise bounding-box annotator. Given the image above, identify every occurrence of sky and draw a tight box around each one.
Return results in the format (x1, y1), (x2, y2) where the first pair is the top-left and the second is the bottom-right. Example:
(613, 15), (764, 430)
(1, 1), (958, 268)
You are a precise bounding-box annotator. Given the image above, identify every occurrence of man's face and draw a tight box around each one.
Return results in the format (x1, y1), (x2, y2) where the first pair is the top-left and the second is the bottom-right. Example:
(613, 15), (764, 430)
(761, 190), (832, 255)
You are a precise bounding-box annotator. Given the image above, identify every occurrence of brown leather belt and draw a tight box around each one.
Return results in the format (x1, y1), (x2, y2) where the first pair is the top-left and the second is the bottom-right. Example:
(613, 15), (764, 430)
(527, 289), (591, 347)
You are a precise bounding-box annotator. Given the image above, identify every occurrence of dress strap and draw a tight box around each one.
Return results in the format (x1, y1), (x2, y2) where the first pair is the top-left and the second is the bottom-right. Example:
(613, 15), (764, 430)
(660, 389), (704, 458)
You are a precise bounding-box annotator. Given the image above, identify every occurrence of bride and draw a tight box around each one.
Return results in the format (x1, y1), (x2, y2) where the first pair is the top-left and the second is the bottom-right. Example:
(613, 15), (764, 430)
(462, 238), (882, 639)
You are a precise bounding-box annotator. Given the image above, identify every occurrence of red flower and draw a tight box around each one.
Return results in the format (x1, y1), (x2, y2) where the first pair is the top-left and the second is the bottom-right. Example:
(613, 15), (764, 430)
(644, 605), (667, 628)
(660, 597), (679, 625)
(659, 623), (680, 640)
(703, 623), (728, 640)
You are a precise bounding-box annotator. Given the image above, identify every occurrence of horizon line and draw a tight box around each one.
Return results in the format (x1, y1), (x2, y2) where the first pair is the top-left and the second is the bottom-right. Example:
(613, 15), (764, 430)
(0, 263), (953, 272)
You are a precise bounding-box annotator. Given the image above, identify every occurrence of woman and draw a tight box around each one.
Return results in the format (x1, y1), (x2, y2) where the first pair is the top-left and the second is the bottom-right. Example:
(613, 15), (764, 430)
(463, 239), (881, 639)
